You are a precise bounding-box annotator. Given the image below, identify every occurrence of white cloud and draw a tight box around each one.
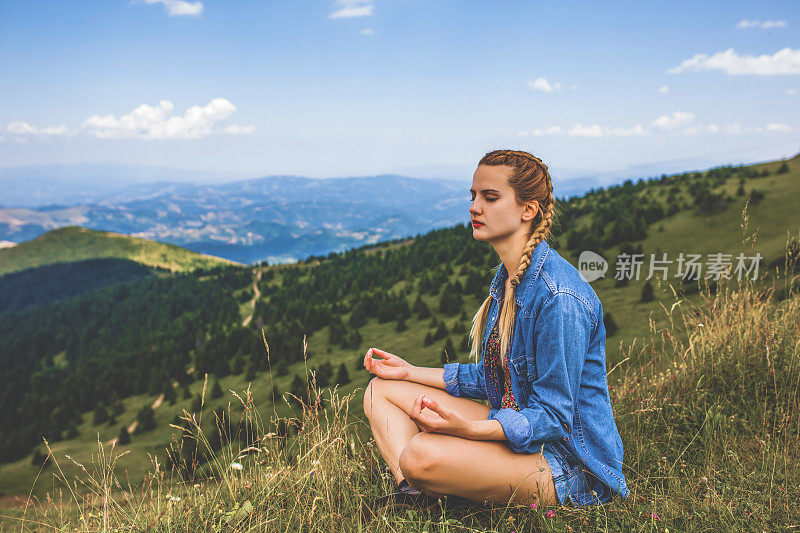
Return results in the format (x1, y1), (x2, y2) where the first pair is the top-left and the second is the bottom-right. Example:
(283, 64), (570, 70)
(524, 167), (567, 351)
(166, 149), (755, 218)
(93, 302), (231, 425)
(765, 123), (793, 132)
(223, 124), (255, 135)
(658, 85), (669, 93)
(330, 0), (373, 19)
(141, 0), (203, 17)
(527, 77), (562, 93)
(360, 28), (375, 35)
(668, 47), (800, 75)
(567, 123), (648, 138)
(787, 88), (797, 95)
(652, 111), (694, 130)
(736, 19), (787, 29)
(682, 124), (720, 135)
(82, 98), (238, 139)
(681, 122), (792, 135)
(6, 121), (69, 137)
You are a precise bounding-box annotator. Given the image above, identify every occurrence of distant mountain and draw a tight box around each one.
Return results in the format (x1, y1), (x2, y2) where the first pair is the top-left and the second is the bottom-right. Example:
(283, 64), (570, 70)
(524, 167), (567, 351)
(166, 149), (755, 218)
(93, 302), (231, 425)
(0, 162), (257, 208)
(0, 226), (239, 276)
(0, 175), (471, 264)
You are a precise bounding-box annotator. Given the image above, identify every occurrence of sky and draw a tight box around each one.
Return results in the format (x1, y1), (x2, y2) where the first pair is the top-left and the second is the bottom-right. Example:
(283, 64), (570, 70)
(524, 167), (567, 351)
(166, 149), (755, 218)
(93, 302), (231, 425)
(0, 0), (798, 180)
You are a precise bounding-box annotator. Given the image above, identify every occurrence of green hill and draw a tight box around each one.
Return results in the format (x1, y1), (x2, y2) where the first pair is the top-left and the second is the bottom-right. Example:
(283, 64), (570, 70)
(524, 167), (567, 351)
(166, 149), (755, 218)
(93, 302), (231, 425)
(0, 226), (240, 276)
(0, 153), (798, 510)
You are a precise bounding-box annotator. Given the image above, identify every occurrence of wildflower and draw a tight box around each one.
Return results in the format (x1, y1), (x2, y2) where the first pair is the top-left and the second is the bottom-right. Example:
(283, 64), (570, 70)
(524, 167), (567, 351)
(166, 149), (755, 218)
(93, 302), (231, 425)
(546, 510), (555, 518)
(652, 512), (660, 521)
(530, 502), (538, 509)
(166, 494), (181, 502)
(231, 462), (243, 471)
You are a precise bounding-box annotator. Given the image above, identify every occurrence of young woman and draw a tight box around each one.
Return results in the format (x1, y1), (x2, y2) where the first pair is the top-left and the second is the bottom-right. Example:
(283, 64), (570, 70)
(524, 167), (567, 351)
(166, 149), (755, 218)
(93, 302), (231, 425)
(362, 149), (628, 507)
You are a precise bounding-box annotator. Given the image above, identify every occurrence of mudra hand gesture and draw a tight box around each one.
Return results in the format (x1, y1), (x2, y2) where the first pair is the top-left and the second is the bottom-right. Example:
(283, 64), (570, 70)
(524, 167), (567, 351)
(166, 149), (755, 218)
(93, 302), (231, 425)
(363, 347), (412, 380)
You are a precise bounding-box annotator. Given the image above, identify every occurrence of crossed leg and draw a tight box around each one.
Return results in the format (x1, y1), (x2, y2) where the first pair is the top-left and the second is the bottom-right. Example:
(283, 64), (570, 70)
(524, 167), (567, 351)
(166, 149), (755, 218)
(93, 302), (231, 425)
(363, 377), (556, 506)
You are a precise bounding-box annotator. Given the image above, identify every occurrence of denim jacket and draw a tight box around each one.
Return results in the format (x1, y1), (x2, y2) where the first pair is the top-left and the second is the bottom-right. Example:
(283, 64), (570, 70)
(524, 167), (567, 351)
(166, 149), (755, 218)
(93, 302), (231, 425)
(443, 240), (629, 503)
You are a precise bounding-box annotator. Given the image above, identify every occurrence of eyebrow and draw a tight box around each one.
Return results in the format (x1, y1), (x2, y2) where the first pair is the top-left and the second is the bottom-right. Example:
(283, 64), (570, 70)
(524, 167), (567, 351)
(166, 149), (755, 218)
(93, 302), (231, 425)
(469, 188), (500, 193)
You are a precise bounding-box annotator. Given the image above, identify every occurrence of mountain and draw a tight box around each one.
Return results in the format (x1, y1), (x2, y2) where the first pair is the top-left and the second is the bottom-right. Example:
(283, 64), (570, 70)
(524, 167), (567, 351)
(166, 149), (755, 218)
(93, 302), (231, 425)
(0, 226), (239, 276)
(0, 162), (257, 207)
(0, 175), (471, 264)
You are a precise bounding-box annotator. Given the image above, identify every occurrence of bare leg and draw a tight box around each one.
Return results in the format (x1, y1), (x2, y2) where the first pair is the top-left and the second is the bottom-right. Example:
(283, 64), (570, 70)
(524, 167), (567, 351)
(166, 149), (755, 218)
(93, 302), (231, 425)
(399, 432), (556, 505)
(362, 377), (491, 484)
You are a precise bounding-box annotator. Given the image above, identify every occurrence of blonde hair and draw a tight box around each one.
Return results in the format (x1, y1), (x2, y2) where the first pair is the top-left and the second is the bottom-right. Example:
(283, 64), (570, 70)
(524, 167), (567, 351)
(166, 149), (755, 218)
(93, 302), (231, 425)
(468, 149), (556, 362)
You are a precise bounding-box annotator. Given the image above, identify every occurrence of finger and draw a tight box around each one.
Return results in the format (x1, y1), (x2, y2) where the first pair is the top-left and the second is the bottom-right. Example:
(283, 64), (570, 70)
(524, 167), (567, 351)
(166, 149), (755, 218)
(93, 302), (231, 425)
(421, 396), (448, 418)
(371, 348), (393, 360)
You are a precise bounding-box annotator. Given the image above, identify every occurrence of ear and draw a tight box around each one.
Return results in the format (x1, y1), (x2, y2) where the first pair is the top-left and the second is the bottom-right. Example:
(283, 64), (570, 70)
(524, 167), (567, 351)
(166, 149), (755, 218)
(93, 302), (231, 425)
(521, 201), (539, 222)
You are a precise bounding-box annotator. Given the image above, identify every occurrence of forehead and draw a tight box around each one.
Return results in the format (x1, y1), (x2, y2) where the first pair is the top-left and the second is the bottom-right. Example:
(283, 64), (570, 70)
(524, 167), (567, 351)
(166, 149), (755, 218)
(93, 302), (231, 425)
(471, 164), (513, 192)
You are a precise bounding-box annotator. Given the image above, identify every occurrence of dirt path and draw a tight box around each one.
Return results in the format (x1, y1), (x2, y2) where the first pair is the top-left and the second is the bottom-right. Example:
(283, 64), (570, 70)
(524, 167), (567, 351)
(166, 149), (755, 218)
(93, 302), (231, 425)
(241, 269), (262, 327)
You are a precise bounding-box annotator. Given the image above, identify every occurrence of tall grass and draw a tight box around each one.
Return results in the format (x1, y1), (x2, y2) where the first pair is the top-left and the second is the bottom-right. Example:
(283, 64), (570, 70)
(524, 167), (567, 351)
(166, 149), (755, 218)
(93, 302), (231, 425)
(5, 238), (800, 532)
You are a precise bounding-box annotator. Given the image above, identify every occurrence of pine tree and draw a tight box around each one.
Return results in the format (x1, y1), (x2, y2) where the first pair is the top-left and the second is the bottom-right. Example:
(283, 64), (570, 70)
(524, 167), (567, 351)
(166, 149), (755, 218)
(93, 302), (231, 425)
(336, 362), (351, 385)
(163, 383), (177, 405)
(118, 426), (131, 445)
(433, 321), (449, 341)
(413, 296), (431, 319)
(440, 338), (457, 364)
(603, 312), (618, 337)
(93, 405), (109, 426)
(135, 405), (156, 434)
(640, 281), (655, 303)
(211, 380), (223, 399)
(395, 316), (407, 332)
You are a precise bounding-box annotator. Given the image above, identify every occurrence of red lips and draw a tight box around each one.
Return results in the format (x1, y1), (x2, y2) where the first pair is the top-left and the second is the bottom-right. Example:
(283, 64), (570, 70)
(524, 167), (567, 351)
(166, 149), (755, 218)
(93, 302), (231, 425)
(472, 220), (484, 227)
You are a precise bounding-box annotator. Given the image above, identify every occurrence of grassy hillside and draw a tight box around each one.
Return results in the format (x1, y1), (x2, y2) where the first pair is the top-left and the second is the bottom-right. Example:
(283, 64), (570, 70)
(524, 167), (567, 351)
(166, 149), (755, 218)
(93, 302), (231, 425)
(0, 226), (240, 275)
(0, 154), (798, 527)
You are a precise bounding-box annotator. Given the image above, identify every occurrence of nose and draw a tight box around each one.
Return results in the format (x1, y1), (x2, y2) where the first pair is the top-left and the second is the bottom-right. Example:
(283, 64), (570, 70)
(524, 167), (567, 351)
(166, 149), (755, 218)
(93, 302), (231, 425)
(469, 198), (481, 216)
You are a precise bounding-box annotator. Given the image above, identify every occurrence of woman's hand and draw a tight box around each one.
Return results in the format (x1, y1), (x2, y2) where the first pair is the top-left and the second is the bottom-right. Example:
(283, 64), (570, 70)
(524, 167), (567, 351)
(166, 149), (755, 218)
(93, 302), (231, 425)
(363, 348), (413, 381)
(409, 394), (476, 439)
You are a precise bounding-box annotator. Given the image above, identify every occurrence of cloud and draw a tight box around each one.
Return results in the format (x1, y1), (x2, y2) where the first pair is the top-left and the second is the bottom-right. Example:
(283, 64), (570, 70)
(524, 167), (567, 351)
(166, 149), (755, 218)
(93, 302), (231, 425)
(5, 121), (69, 137)
(736, 19), (787, 29)
(141, 0), (203, 17)
(668, 47), (800, 75)
(82, 98), (238, 139)
(658, 85), (669, 93)
(330, 0), (373, 19)
(527, 77), (563, 93)
(360, 28), (375, 35)
(682, 122), (792, 135)
(223, 124), (255, 135)
(787, 88), (797, 95)
(765, 123), (793, 132)
(652, 111), (694, 130)
(682, 124), (720, 135)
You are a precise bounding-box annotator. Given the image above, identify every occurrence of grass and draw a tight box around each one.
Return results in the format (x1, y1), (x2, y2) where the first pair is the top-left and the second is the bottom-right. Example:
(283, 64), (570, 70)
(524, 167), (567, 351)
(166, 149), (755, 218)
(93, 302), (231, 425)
(2, 237), (798, 532)
(0, 226), (240, 276)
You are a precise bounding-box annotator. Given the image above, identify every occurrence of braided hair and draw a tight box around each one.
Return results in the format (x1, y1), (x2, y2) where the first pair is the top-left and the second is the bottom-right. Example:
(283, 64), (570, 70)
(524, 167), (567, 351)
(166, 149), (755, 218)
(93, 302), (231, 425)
(469, 149), (556, 362)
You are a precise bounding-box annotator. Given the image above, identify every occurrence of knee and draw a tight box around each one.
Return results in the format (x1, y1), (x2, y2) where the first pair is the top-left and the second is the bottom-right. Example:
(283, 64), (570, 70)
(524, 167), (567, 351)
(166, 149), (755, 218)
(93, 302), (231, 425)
(398, 433), (444, 486)
(362, 377), (388, 420)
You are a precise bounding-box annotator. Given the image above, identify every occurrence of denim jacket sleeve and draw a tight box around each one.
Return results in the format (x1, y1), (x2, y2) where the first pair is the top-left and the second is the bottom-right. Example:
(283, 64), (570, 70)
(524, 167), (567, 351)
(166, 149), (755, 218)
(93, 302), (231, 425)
(488, 291), (593, 453)
(443, 359), (488, 400)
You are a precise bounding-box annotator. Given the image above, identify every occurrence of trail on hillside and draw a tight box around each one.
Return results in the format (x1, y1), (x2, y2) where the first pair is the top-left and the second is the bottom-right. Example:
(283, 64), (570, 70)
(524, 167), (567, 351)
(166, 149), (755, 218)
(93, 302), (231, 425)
(241, 268), (262, 327)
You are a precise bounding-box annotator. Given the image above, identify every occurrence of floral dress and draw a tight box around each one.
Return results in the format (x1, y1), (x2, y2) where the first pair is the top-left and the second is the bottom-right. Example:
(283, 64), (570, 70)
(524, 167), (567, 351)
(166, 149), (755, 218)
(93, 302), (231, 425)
(483, 319), (520, 411)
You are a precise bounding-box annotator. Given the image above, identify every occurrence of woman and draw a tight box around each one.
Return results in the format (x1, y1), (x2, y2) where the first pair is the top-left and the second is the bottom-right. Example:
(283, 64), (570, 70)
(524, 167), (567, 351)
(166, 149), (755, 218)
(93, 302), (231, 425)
(362, 149), (628, 507)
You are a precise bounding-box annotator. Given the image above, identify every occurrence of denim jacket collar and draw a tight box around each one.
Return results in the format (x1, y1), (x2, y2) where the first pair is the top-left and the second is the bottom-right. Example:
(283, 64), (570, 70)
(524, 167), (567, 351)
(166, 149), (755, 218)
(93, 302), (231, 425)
(489, 240), (551, 307)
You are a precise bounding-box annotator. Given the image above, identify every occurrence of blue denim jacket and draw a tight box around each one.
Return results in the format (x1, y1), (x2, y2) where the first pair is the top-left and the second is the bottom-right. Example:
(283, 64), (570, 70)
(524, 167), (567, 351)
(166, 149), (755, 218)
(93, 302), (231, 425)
(443, 240), (629, 504)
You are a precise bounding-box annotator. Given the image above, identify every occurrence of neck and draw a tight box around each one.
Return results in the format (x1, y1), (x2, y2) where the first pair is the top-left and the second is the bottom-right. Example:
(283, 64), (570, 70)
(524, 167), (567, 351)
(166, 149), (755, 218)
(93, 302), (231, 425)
(494, 234), (531, 287)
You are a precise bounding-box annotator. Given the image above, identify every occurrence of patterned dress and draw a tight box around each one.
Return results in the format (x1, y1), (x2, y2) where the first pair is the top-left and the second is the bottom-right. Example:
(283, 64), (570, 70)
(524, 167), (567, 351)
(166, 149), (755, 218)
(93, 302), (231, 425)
(484, 319), (520, 411)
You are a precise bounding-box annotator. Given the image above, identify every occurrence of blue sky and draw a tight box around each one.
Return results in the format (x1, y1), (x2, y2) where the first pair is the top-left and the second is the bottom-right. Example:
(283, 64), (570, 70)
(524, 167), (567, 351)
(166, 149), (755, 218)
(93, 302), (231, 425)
(0, 0), (798, 180)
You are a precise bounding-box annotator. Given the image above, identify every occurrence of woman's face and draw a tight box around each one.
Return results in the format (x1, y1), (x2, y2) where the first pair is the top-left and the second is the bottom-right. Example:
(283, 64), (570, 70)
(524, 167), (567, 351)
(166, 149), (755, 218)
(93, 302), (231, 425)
(469, 164), (537, 245)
